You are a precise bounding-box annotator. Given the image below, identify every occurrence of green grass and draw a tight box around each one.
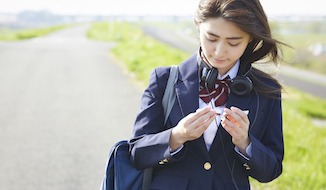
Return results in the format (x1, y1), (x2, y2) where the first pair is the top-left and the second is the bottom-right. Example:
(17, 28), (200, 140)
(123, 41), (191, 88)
(0, 24), (73, 41)
(87, 21), (326, 190)
(250, 87), (326, 190)
(87, 21), (191, 82)
(284, 87), (326, 119)
(271, 20), (326, 75)
(277, 33), (326, 69)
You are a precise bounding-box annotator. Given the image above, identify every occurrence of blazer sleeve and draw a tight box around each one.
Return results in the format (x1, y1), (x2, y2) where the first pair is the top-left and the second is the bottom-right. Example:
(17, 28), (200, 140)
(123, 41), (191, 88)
(128, 67), (185, 170)
(237, 94), (284, 183)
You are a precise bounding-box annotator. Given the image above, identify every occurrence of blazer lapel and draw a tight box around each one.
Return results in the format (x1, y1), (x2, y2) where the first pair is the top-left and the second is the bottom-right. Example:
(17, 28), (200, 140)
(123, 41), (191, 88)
(175, 54), (199, 117)
(174, 54), (210, 158)
(226, 92), (255, 110)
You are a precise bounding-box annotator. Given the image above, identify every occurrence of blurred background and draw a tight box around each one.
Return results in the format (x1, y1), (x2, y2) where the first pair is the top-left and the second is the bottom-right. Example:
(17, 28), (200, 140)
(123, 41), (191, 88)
(0, 0), (326, 189)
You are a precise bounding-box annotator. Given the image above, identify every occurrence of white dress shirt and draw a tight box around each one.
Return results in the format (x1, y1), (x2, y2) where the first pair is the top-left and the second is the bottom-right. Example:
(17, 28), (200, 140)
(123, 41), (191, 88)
(199, 60), (252, 159)
(201, 60), (240, 150)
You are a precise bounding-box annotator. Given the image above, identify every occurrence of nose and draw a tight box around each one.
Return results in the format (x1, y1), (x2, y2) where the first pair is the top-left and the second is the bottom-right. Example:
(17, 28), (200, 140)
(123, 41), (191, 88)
(214, 42), (226, 57)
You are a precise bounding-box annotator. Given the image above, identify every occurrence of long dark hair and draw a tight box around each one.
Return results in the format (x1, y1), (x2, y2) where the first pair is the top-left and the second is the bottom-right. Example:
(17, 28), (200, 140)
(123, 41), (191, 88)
(194, 0), (284, 98)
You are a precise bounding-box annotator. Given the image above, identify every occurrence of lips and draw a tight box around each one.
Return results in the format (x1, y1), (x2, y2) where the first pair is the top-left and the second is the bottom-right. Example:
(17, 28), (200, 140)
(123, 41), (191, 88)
(213, 58), (226, 63)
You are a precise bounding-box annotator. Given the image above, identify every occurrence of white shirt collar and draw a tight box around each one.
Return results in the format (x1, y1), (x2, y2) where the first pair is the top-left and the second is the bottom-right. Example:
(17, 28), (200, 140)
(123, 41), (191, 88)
(217, 59), (240, 80)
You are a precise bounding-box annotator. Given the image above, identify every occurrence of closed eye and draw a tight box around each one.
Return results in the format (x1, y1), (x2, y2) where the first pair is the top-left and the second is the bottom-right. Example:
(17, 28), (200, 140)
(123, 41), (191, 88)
(206, 36), (217, 42)
(229, 43), (240, 47)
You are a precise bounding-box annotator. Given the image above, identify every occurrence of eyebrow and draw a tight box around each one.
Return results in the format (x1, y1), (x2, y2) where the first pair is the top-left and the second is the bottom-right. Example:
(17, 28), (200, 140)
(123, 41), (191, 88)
(207, 32), (243, 40)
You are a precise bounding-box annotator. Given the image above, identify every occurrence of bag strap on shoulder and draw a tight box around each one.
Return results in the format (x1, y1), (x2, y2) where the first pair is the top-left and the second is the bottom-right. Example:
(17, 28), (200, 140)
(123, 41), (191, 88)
(162, 65), (179, 125)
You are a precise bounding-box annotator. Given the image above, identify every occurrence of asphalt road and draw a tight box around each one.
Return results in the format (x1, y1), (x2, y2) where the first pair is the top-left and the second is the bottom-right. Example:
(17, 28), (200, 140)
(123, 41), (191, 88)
(0, 24), (143, 190)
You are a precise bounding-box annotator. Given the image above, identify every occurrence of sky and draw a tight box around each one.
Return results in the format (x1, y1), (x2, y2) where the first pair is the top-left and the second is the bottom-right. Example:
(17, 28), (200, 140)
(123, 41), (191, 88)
(0, 0), (325, 17)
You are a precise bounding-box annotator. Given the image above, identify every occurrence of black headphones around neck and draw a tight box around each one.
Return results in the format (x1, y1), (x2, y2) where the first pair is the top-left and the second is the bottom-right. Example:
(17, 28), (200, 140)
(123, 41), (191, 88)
(198, 53), (253, 96)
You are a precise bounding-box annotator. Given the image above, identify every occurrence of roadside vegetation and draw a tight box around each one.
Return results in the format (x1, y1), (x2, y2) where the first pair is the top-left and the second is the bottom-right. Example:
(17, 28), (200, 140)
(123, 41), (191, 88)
(87, 22), (191, 82)
(118, 20), (326, 75)
(0, 24), (73, 41)
(87, 21), (326, 189)
(271, 20), (326, 75)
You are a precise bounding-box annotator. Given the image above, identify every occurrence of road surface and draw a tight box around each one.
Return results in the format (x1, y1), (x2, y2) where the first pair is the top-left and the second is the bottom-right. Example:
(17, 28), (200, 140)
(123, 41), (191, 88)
(0, 24), (143, 189)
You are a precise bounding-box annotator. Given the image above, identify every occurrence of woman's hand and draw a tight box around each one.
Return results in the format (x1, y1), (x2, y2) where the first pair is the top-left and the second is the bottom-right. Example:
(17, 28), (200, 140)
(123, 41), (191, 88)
(221, 106), (251, 156)
(170, 107), (217, 151)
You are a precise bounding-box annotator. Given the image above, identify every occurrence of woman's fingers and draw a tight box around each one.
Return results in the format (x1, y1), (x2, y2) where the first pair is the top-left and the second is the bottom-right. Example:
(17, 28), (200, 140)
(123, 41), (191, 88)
(184, 107), (212, 124)
(222, 107), (249, 128)
(177, 106), (217, 141)
(221, 106), (251, 148)
(192, 107), (216, 128)
(231, 107), (250, 123)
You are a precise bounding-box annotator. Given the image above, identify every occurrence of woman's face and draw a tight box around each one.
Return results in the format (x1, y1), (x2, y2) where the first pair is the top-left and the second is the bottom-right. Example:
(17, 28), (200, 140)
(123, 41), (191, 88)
(199, 17), (251, 76)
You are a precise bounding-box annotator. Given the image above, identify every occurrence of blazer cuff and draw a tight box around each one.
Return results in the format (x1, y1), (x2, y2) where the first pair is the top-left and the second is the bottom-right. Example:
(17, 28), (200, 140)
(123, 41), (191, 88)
(170, 145), (184, 155)
(235, 142), (252, 160)
(165, 129), (186, 161)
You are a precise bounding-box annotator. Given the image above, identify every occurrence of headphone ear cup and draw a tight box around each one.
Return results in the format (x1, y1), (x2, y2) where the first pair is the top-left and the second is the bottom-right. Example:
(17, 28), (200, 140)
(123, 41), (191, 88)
(229, 76), (252, 96)
(205, 68), (218, 90)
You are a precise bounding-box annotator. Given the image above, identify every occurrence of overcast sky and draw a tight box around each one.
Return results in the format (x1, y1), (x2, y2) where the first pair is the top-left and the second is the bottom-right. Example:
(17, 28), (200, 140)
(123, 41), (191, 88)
(0, 0), (325, 17)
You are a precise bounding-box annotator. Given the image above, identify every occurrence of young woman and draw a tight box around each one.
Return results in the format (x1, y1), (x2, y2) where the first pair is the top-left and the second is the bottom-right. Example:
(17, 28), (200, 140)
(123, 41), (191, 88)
(129, 0), (284, 189)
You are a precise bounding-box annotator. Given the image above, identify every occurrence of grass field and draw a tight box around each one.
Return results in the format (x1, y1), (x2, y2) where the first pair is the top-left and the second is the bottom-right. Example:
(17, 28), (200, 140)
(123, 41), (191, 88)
(276, 33), (326, 74)
(0, 24), (73, 41)
(269, 20), (326, 75)
(87, 22), (190, 82)
(87, 21), (326, 189)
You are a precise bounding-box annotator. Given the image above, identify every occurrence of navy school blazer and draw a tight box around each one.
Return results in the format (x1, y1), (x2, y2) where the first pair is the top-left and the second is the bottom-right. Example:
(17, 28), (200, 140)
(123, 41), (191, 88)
(129, 54), (284, 190)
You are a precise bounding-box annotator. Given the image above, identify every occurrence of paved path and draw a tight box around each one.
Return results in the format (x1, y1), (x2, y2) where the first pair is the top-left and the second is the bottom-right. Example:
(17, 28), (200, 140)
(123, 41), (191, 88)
(277, 65), (326, 99)
(0, 24), (143, 190)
